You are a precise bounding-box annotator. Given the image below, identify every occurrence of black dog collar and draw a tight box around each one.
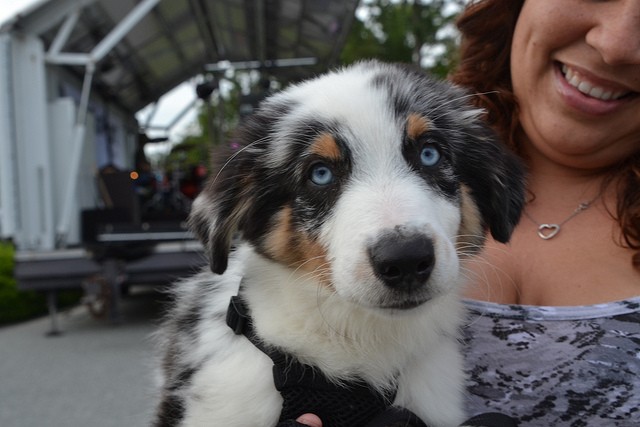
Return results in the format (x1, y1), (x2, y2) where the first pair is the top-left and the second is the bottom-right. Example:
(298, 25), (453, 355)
(226, 295), (401, 427)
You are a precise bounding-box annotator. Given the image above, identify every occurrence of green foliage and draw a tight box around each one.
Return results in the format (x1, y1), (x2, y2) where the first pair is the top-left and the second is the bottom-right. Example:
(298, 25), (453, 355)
(340, 0), (464, 78)
(0, 242), (47, 325)
(0, 242), (82, 326)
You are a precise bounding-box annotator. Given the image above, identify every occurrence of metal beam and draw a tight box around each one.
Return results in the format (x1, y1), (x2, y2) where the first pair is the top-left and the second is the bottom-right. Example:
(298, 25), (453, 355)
(91, 0), (160, 63)
(46, 52), (90, 66)
(56, 64), (95, 244)
(188, 0), (223, 59)
(48, 9), (80, 56)
(204, 56), (317, 72)
(254, 0), (266, 63)
(49, 0), (161, 245)
(327, 0), (360, 66)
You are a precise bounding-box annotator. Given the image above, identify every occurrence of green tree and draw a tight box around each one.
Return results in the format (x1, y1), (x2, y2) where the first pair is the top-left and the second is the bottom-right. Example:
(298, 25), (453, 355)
(341, 0), (465, 78)
(0, 242), (48, 325)
(0, 241), (81, 325)
(0, 242), (41, 324)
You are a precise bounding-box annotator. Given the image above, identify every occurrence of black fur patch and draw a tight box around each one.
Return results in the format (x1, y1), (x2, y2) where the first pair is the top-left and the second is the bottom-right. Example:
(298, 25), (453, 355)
(402, 124), (459, 199)
(153, 394), (185, 427)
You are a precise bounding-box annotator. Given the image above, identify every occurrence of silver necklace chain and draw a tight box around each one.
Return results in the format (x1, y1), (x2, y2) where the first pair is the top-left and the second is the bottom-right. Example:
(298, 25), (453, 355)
(523, 199), (597, 240)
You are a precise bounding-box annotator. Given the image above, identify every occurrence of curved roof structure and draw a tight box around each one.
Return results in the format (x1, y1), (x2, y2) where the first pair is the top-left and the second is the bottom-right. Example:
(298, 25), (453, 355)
(3, 0), (359, 114)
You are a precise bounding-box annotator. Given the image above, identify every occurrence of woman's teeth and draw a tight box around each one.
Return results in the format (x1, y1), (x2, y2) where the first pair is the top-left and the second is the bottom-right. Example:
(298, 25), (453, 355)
(561, 64), (628, 101)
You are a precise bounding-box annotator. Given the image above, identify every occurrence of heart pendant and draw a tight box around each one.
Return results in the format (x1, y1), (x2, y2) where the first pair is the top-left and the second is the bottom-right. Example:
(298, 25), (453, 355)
(538, 224), (560, 240)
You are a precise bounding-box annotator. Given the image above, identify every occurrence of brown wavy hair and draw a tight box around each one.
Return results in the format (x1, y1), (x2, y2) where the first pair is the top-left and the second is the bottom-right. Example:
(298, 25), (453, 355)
(449, 0), (640, 268)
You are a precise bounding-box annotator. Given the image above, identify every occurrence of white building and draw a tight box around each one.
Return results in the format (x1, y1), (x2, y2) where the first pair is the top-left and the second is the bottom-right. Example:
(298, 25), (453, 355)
(0, 0), (357, 331)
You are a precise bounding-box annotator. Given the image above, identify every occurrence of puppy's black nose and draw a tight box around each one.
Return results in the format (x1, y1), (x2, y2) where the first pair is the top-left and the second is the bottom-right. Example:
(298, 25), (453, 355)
(369, 233), (435, 291)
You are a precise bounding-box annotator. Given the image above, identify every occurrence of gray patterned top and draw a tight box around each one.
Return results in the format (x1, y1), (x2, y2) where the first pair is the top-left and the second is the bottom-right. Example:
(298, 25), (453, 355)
(462, 298), (640, 426)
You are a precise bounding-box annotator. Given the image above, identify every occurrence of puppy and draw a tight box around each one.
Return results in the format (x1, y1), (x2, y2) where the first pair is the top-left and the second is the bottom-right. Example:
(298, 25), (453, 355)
(153, 60), (525, 427)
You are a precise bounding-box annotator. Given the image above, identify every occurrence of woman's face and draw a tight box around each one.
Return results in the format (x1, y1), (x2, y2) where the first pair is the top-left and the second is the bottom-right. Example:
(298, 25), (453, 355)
(511, 0), (640, 171)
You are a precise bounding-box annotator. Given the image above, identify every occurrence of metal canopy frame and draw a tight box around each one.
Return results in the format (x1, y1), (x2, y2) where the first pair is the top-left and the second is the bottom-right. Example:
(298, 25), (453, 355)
(6, 0), (359, 114)
(3, 0), (358, 246)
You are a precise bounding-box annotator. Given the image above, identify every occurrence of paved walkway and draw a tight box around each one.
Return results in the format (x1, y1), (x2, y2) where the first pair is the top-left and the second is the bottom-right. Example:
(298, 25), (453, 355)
(0, 288), (164, 427)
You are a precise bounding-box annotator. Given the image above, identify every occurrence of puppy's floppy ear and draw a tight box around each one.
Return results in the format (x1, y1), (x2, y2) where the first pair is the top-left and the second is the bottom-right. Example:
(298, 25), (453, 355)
(188, 148), (254, 274)
(189, 100), (290, 274)
(457, 119), (526, 243)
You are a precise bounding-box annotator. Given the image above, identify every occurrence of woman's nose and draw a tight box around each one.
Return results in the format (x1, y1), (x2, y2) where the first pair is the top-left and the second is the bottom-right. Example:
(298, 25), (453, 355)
(586, 2), (640, 66)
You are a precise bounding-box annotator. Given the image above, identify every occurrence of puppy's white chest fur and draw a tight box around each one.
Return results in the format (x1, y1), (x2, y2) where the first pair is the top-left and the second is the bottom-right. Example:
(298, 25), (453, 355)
(177, 246), (465, 427)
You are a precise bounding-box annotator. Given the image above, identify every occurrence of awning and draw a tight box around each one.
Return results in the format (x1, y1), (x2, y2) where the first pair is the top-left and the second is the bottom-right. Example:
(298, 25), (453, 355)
(4, 0), (359, 114)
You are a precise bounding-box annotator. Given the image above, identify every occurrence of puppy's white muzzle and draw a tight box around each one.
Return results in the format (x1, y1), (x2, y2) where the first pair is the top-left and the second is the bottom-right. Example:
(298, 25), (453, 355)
(325, 175), (461, 311)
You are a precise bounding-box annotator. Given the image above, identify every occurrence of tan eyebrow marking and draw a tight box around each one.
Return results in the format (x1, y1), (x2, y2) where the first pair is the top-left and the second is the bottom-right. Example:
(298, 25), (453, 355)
(309, 133), (341, 160)
(407, 113), (431, 140)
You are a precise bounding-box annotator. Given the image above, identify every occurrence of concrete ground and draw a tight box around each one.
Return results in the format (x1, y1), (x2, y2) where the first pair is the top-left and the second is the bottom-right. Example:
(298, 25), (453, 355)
(0, 288), (166, 427)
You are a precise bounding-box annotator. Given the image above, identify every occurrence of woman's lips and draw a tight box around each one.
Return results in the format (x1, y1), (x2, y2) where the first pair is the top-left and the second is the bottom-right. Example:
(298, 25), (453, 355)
(561, 64), (629, 101)
(554, 62), (636, 115)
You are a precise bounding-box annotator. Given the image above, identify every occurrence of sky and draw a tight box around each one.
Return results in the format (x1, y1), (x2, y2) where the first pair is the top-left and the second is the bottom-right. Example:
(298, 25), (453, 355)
(0, 0), (42, 26)
(0, 0), (199, 154)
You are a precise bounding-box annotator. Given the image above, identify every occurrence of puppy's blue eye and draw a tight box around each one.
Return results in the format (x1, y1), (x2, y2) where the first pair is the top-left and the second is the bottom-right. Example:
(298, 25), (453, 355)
(309, 163), (334, 186)
(420, 145), (441, 167)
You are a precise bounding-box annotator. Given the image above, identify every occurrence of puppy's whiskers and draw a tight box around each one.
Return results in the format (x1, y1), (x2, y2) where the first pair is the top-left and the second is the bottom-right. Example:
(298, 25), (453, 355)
(459, 251), (520, 310)
(429, 90), (500, 121)
(287, 255), (332, 282)
(212, 138), (268, 185)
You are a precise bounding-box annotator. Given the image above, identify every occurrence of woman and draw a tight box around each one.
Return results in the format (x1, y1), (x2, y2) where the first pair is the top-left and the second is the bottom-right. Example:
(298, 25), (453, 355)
(297, 0), (640, 425)
(452, 0), (640, 425)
